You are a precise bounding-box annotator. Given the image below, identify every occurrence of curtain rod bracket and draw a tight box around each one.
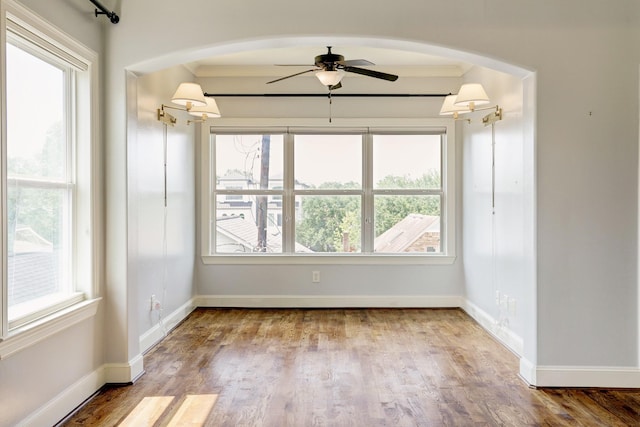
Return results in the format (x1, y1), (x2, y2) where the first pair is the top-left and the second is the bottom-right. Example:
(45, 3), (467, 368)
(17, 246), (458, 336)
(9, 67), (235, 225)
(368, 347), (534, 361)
(89, 0), (119, 24)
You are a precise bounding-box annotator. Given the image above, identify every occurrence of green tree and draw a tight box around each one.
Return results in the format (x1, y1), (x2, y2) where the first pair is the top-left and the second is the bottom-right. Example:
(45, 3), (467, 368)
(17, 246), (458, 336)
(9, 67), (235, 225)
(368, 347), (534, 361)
(295, 172), (440, 250)
(296, 195), (360, 252)
(8, 121), (64, 253)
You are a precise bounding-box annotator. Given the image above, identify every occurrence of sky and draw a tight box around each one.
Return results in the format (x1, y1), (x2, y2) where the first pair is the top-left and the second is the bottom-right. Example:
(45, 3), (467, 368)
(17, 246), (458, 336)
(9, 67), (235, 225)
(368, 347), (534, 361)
(215, 133), (441, 187)
(6, 42), (64, 162)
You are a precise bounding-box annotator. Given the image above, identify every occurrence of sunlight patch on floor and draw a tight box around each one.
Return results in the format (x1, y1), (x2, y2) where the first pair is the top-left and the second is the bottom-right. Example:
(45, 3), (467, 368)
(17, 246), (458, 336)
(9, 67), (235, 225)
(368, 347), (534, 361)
(118, 394), (218, 426)
(167, 394), (219, 426)
(118, 396), (175, 427)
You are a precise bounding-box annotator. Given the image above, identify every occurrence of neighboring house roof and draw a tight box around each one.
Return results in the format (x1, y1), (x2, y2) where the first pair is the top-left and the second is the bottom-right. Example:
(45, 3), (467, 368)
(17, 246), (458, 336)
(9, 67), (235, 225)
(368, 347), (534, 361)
(7, 227), (58, 306)
(13, 226), (53, 254)
(8, 252), (58, 306)
(374, 214), (440, 253)
(216, 215), (312, 253)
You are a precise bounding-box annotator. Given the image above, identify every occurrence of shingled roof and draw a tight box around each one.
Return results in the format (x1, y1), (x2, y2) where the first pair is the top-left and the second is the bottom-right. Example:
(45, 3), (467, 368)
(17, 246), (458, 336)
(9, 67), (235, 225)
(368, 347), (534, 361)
(374, 214), (440, 253)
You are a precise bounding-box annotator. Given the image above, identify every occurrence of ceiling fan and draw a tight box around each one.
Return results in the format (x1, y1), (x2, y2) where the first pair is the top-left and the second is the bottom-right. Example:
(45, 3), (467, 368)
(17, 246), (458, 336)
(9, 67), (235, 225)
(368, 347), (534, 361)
(266, 46), (399, 90)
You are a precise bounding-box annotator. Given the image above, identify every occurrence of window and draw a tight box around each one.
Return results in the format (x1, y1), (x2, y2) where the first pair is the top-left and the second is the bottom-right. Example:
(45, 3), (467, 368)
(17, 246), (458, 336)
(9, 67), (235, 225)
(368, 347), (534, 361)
(1, 1), (99, 341)
(202, 122), (455, 263)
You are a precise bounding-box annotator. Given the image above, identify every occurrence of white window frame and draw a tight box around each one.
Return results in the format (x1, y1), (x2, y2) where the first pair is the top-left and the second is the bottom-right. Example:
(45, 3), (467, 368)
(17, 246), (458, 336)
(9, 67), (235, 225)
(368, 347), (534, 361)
(0, 0), (101, 357)
(200, 118), (456, 265)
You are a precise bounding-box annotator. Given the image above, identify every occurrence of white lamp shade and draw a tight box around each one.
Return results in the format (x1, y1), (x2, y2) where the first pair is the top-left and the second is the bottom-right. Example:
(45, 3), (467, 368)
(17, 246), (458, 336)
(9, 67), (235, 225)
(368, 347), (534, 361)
(439, 94), (470, 116)
(454, 83), (490, 108)
(188, 97), (221, 119)
(171, 82), (207, 108)
(315, 70), (345, 86)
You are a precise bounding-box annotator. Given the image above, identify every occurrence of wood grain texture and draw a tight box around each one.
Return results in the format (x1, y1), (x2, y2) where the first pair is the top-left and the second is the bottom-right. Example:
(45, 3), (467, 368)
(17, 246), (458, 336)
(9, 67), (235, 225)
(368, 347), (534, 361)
(61, 308), (640, 426)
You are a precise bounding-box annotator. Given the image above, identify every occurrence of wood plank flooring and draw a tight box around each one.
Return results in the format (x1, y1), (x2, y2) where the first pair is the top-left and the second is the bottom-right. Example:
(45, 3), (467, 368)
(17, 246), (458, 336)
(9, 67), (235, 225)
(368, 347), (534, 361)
(61, 308), (640, 426)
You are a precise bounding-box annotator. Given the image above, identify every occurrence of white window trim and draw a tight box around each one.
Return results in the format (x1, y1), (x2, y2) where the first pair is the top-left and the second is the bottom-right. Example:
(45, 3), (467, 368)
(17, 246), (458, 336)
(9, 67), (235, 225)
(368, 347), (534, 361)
(0, 0), (101, 348)
(199, 118), (456, 265)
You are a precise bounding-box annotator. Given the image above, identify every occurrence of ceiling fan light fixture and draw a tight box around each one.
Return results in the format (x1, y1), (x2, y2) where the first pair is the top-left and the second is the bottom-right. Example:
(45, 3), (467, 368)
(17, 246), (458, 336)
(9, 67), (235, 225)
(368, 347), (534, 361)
(315, 70), (345, 87)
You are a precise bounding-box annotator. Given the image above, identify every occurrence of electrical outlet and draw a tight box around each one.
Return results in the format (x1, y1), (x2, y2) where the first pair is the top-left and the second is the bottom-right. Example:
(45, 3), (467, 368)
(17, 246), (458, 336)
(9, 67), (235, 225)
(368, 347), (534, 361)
(150, 295), (161, 311)
(312, 271), (320, 283)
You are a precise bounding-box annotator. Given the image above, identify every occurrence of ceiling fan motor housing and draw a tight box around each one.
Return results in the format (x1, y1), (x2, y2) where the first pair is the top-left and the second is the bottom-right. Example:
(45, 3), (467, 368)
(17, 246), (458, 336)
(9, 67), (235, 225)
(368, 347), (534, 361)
(315, 51), (344, 70)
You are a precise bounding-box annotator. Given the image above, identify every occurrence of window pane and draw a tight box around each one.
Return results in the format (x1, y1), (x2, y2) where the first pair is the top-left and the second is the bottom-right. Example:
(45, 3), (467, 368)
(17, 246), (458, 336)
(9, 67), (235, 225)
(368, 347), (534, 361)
(373, 134), (441, 190)
(215, 134), (284, 189)
(7, 43), (67, 181)
(374, 195), (441, 253)
(296, 195), (361, 253)
(215, 195), (283, 253)
(294, 134), (362, 189)
(7, 186), (69, 308)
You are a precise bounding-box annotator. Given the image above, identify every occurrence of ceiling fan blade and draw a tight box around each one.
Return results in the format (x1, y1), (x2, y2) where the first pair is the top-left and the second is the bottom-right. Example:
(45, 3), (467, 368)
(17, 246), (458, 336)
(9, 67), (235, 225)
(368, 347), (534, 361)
(343, 66), (398, 82)
(339, 59), (374, 67)
(329, 82), (342, 90)
(266, 69), (317, 84)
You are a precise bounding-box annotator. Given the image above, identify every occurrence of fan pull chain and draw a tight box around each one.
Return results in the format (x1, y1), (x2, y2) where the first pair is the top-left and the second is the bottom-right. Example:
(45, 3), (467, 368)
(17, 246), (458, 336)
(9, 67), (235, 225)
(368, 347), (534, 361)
(328, 90), (332, 123)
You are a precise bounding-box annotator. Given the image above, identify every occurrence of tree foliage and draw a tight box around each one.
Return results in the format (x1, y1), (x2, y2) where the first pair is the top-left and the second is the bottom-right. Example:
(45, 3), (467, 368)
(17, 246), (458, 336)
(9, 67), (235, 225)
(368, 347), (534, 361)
(296, 172), (440, 251)
(8, 121), (64, 253)
(296, 195), (360, 252)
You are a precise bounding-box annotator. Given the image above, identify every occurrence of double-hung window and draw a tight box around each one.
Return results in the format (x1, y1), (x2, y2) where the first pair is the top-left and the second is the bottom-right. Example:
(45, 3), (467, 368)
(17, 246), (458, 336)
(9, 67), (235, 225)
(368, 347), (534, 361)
(202, 121), (455, 264)
(1, 2), (99, 345)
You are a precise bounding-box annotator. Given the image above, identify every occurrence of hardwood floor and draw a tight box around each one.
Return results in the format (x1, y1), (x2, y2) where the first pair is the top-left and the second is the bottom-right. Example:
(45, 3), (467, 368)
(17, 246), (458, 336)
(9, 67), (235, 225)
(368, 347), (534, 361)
(61, 308), (640, 426)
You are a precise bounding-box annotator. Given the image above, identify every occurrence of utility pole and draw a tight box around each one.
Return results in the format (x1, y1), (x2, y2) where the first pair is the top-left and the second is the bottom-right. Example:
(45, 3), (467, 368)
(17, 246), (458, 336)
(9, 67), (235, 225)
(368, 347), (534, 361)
(256, 135), (270, 251)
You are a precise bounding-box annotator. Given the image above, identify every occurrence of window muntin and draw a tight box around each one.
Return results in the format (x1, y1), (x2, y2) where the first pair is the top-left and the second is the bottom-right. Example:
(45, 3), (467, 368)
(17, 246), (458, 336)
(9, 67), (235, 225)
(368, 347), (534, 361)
(2, 10), (97, 332)
(208, 128), (450, 257)
(6, 37), (76, 326)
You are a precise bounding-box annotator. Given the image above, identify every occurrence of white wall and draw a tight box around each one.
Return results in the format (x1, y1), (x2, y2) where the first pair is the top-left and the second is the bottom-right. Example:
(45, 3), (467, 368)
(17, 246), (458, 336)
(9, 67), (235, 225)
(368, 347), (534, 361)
(194, 74), (466, 304)
(462, 68), (528, 354)
(0, 1), (106, 426)
(105, 0), (639, 387)
(0, 2), (637, 425)
(131, 66), (197, 353)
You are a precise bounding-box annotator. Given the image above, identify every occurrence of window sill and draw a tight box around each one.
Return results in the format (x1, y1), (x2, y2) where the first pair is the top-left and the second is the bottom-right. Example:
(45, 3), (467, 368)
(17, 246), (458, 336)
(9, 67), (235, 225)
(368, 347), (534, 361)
(0, 297), (101, 360)
(201, 254), (457, 265)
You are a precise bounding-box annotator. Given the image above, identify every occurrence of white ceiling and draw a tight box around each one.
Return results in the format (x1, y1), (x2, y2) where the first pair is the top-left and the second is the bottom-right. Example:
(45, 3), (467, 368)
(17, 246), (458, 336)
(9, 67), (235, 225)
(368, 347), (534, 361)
(187, 45), (473, 78)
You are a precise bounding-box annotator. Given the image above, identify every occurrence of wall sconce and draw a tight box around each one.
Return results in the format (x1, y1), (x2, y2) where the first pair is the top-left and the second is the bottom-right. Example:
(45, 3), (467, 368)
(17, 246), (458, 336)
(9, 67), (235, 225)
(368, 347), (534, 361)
(157, 82), (220, 126)
(187, 97), (221, 124)
(439, 83), (502, 126)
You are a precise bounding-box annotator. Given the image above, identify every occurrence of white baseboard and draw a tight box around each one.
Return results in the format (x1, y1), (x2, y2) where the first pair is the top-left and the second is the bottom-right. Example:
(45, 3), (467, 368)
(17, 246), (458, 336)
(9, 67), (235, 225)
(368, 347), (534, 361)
(139, 299), (197, 354)
(461, 299), (523, 356)
(103, 354), (145, 384)
(18, 353), (150, 427)
(17, 366), (106, 427)
(195, 294), (463, 308)
(520, 359), (640, 388)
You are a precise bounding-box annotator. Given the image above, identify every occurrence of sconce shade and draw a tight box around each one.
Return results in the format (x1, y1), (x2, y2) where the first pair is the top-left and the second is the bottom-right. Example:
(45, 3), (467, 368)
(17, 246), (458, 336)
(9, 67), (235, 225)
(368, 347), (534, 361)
(454, 83), (490, 108)
(171, 82), (207, 108)
(188, 97), (221, 119)
(315, 70), (345, 86)
(439, 94), (470, 116)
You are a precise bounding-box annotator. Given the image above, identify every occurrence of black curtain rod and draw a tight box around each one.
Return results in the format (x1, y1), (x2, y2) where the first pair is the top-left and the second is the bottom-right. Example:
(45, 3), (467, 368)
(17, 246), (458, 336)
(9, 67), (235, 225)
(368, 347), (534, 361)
(89, 0), (119, 24)
(204, 92), (450, 98)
